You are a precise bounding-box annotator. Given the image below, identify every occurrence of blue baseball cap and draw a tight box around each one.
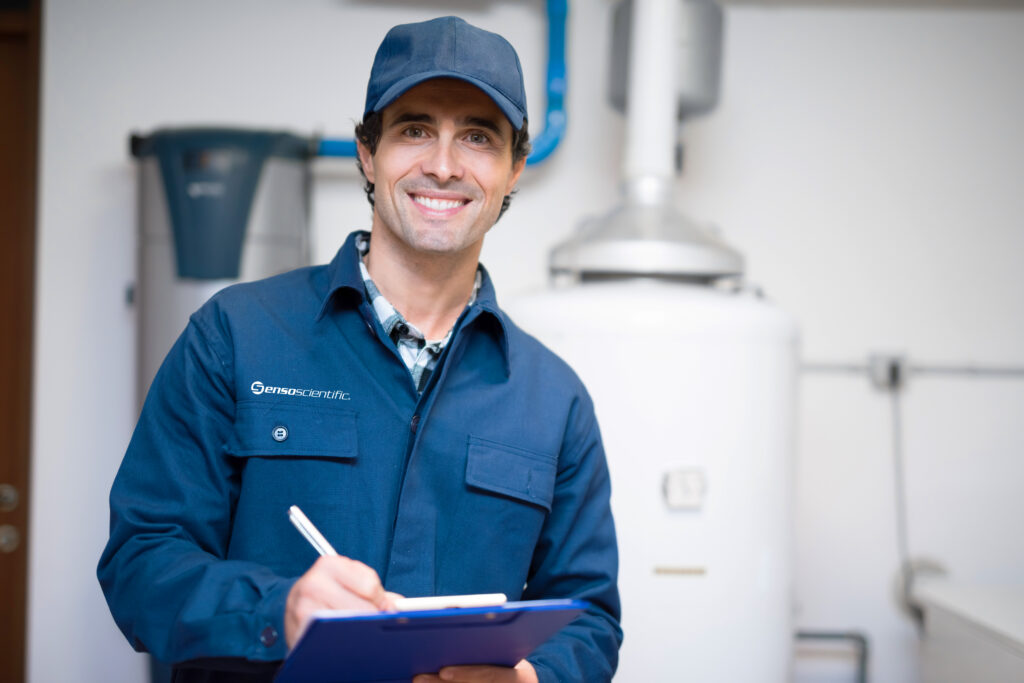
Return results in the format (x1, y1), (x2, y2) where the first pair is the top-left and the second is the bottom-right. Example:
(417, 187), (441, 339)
(363, 16), (527, 130)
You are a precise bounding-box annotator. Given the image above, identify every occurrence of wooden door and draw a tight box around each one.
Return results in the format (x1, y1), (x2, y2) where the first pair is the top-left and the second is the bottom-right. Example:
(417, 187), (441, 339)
(0, 0), (40, 680)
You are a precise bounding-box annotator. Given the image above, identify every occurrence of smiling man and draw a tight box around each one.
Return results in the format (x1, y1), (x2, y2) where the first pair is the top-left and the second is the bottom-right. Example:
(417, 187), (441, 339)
(99, 16), (621, 683)
(354, 77), (525, 343)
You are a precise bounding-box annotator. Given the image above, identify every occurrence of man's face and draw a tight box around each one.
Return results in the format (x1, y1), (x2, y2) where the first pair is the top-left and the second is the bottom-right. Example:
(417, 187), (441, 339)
(358, 79), (525, 258)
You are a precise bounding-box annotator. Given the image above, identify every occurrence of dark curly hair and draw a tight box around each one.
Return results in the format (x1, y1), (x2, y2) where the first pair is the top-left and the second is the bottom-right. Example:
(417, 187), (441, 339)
(354, 111), (531, 221)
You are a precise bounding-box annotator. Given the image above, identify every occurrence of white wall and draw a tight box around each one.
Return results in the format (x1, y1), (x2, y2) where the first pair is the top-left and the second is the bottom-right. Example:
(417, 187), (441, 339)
(683, 8), (1024, 682)
(31, 1), (1024, 682)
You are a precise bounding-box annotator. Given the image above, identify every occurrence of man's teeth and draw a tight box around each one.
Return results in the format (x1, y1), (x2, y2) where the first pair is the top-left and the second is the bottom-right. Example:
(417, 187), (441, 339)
(413, 195), (465, 211)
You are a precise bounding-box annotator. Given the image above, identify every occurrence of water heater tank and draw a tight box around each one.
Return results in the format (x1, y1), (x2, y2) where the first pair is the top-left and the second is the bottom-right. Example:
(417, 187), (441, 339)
(505, 279), (798, 681)
(131, 127), (312, 399)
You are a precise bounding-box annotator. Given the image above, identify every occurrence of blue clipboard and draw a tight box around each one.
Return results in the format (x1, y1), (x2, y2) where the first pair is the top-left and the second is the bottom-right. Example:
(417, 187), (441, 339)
(273, 599), (586, 683)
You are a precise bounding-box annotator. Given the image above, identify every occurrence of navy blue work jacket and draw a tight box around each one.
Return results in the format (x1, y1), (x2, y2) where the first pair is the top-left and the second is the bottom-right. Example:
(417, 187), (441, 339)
(98, 231), (621, 682)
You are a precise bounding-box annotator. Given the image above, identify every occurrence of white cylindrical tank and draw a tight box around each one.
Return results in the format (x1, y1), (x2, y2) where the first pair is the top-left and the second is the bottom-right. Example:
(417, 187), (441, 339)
(132, 128), (311, 399)
(505, 279), (798, 681)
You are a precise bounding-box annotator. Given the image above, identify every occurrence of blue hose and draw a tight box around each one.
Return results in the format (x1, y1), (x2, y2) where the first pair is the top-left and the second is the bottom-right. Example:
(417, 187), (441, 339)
(316, 0), (568, 166)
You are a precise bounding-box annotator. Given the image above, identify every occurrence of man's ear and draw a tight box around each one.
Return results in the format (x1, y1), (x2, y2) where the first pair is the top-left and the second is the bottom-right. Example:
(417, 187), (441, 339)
(356, 140), (375, 184)
(506, 157), (526, 195)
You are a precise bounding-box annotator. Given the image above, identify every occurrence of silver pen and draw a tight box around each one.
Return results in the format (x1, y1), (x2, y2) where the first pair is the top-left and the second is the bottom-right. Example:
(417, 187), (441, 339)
(288, 505), (338, 556)
(287, 504), (507, 612)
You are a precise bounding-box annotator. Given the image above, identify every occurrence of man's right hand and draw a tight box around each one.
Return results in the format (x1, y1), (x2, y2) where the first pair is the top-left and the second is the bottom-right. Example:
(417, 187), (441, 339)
(284, 555), (400, 648)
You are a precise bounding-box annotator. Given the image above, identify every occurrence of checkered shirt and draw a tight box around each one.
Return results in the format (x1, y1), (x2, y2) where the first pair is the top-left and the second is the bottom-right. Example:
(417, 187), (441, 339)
(356, 234), (481, 393)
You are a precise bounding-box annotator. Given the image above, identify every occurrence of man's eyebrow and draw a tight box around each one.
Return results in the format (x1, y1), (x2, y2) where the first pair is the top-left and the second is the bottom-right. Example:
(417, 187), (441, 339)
(386, 112), (506, 138)
(464, 116), (504, 137)
(388, 112), (434, 127)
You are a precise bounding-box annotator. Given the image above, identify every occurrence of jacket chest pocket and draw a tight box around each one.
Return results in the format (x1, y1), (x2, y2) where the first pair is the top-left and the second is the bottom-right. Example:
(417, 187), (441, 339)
(228, 401), (359, 503)
(465, 436), (557, 512)
(445, 436), (558, 591)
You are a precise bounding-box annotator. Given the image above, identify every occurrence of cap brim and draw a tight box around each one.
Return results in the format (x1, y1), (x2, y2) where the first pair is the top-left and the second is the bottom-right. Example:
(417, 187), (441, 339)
(367, 71), (525, 130)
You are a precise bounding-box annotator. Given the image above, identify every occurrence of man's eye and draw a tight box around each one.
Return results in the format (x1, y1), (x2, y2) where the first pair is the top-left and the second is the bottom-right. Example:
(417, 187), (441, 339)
(405, 127), (425, 138)
(467, 132), (490, 144)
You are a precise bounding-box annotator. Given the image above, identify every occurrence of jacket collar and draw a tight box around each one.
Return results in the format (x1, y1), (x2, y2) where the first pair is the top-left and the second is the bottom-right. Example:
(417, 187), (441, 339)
(316, 230), (511, 376)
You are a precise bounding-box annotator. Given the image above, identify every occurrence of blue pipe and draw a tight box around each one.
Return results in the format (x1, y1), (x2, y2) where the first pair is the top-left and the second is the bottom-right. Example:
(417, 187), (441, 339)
(526, 0), (567, 165)
(316, 0), (568, 166)
(317, 138), (357, 157)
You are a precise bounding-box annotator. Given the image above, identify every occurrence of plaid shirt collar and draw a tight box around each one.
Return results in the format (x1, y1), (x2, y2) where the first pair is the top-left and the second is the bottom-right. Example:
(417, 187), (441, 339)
(355, 233), (481, 392)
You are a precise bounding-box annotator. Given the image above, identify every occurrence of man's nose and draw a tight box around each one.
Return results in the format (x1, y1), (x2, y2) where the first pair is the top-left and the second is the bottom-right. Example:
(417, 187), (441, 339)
(421, 137), (463, 182)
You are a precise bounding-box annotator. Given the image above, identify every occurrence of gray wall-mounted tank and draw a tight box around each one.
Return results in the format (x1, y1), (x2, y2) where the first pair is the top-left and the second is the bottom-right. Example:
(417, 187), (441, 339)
(131, 127), (312, 400)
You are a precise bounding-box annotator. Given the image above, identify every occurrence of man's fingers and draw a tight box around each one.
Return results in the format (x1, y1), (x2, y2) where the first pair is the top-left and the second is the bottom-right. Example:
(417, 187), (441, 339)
(325, 556), (388, 607)
(285, 555), (390, 648)
(291, 557), (384, 607)
(420, 661), (536, 682)
(433, 665), (516, 682)
(384, 591), (405, 610)
(302, 556), (385, 609)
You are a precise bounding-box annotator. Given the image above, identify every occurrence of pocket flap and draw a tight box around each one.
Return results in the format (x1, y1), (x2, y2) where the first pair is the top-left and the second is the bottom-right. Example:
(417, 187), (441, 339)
(230, 401), (357, 459)
(465, 436), (556, 511)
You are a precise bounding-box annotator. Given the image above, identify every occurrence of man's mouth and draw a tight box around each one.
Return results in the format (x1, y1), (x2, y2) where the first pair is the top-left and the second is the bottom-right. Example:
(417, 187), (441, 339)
(410, 194), (469, 212)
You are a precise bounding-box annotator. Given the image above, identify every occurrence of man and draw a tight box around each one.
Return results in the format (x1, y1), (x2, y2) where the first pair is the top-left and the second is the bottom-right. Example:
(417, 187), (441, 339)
(99, 16), (621, 683)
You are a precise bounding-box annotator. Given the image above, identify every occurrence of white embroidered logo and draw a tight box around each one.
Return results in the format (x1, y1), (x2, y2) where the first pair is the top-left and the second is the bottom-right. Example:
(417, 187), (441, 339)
(250, 380), (350, 400)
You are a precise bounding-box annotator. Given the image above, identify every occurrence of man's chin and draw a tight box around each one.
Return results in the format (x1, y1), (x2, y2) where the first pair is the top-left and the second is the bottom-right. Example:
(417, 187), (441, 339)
(408, 232), (486, 258)
(400, 224), (475, 253)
